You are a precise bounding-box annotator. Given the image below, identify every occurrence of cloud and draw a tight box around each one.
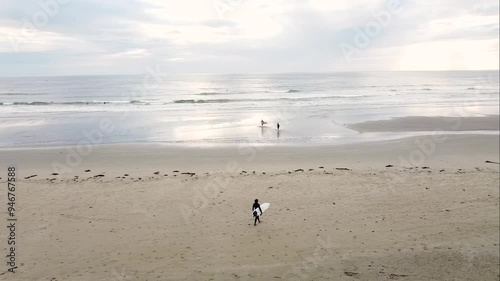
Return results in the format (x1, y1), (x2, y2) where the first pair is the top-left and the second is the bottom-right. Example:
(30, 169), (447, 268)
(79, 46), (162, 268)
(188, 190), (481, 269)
(0, 0), (498, 76)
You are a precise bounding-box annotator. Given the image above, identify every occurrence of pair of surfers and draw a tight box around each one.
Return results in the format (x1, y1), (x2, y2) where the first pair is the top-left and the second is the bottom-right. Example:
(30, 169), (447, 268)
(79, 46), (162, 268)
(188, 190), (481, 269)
(261, 120), (280, 130)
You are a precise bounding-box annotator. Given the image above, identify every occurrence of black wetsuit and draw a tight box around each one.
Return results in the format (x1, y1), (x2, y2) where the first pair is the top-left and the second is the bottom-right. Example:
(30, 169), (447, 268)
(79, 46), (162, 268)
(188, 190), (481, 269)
(252, 202), (263, 225)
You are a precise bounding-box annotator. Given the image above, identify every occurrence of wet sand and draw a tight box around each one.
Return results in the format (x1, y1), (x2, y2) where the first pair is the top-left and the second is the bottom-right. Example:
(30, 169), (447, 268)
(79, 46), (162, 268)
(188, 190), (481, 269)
(348, 115), (499, 133)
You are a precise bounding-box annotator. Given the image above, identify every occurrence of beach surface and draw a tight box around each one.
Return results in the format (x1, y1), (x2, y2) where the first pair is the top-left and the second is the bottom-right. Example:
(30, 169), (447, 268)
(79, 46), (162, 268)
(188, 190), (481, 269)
(348, 115), (500, 133)
(0, 133), (499, 281)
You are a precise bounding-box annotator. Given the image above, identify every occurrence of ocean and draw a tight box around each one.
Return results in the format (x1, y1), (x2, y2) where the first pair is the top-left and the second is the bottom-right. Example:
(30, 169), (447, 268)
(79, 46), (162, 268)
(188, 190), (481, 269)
(0, 71), (498, 148)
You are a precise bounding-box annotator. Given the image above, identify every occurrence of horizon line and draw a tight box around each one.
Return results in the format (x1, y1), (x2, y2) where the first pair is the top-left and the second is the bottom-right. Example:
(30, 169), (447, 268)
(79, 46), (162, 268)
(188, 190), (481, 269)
(1, 69), (499, 78)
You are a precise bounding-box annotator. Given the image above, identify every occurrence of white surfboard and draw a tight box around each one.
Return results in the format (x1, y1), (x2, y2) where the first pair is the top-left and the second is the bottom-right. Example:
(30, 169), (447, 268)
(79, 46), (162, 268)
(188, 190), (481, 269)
(252, 203), (270, 217)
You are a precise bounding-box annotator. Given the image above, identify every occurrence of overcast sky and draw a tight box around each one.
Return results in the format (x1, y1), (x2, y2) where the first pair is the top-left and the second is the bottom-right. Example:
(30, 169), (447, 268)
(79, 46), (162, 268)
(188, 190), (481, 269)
(0, 0), (498, 76)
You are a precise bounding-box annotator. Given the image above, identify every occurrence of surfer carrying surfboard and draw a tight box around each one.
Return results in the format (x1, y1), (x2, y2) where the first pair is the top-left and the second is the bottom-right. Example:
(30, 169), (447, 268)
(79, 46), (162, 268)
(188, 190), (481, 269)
(252, 199), (263, 226)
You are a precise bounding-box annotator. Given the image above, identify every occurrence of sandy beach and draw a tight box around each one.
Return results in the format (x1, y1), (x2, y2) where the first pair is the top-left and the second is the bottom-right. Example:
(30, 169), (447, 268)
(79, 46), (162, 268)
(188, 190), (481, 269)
(0, 0), (499, 279)
(0, 132), (498, 281)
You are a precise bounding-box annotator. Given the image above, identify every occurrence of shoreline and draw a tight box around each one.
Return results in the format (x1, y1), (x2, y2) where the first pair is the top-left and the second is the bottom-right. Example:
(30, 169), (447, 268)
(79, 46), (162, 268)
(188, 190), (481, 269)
(1, 115), (498, 149)
(0, 129), (499, 150)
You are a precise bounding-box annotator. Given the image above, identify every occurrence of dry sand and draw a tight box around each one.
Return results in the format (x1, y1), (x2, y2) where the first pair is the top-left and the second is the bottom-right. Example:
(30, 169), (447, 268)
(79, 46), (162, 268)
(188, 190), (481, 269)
(0, 134), (498, 281)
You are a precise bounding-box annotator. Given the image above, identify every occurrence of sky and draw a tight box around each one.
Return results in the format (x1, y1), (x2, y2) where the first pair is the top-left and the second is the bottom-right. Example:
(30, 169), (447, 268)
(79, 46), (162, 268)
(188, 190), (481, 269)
(0, 0), (498, 76)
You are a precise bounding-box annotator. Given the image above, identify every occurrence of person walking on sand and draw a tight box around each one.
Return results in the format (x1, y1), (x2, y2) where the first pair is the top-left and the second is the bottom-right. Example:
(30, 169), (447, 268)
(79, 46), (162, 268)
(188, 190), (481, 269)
(252, 199), (263, 226)
(277, 122), (280, 130)
(261, 120), (265, 126)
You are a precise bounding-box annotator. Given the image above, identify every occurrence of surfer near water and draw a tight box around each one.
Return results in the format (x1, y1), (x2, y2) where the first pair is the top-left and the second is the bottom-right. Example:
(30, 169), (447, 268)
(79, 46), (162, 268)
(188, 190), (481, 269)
(252, 199), (263, 226)
(277, 122), (280, 130)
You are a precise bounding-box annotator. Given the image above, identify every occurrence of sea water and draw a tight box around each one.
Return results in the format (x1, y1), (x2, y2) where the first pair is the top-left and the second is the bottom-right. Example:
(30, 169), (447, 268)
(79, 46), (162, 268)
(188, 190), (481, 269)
(0, 71), (498, 147)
